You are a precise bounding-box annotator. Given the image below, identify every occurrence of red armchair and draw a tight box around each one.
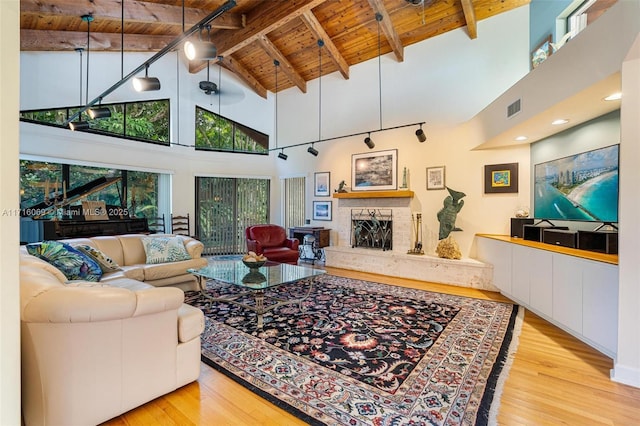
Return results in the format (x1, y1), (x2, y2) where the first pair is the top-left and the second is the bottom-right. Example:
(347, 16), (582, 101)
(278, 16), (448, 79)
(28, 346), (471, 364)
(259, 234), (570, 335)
(245, 224), (300, 265)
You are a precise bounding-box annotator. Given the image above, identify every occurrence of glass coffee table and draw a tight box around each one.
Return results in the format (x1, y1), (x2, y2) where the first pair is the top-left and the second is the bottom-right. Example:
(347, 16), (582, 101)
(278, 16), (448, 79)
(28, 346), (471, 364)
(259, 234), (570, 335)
(188, 259), (325, 328)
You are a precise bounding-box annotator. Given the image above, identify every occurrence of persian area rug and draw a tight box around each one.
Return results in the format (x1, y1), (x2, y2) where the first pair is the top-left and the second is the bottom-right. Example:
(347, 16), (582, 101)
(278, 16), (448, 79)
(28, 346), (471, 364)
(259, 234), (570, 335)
(184, 274), (522, 426)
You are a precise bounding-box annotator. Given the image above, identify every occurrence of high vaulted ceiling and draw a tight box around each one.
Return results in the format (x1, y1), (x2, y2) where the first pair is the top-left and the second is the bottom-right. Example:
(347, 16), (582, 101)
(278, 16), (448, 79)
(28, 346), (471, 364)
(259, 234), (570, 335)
(20, 0), (529, 98)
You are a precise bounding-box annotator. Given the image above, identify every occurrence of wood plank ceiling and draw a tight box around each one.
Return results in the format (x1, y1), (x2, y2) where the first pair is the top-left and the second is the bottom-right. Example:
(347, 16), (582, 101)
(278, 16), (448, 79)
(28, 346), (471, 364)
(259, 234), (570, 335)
(20, 0), (529, 99)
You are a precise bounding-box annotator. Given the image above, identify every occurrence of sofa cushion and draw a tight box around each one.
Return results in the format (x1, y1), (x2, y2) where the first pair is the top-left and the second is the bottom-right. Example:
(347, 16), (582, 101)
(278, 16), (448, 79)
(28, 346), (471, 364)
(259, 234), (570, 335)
(26, 241), (103, 282)
(142, 258), (207, 281)
(74, 244), (122, 272)
(141, 236), (192, 264)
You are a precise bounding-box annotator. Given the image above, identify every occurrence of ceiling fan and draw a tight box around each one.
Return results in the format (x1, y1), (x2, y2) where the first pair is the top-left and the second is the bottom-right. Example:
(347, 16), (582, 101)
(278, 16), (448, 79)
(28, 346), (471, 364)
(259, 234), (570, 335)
(199, 58), (245, 105)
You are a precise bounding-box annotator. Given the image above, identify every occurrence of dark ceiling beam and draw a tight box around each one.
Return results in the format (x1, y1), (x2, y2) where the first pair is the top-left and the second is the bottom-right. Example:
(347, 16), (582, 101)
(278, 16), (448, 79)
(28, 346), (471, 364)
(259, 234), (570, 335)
(20, 29), (174, 51)
(299, 10), (349, 80)
(257, 35), (307, 93)
(460, 0), (478, 39)
(366, 0), (404, 62)
(20, 0), (244, 29)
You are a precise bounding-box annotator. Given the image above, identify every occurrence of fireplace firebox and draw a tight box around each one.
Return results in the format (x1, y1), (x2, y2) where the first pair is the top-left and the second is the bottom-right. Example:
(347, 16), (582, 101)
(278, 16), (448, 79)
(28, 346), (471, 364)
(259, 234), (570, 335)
(351, 209), (392, 251)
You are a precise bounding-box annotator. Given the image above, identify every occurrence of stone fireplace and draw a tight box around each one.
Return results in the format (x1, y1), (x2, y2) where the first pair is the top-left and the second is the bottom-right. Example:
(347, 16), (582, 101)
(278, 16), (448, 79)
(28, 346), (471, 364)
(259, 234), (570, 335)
(323, 190), (495, 290)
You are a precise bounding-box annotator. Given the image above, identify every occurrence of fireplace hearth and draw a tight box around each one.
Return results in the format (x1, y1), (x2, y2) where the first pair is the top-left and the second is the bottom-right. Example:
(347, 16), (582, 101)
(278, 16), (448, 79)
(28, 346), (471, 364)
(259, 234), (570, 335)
(351, 209), (392, 251)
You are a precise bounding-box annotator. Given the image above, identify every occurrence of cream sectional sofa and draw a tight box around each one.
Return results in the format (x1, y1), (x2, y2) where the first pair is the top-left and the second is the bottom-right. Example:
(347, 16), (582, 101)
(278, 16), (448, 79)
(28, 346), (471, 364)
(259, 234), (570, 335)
(20, 234), (209, 426)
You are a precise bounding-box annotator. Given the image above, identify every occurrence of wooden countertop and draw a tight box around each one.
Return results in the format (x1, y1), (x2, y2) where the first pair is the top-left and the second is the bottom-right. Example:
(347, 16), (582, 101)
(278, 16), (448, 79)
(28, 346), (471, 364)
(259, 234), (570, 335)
(476, 234), (618, 265)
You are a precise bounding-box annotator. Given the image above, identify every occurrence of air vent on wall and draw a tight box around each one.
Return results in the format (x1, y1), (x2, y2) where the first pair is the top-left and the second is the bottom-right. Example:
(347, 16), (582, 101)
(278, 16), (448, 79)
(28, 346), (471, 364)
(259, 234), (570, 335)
(507, 99), (521, 118)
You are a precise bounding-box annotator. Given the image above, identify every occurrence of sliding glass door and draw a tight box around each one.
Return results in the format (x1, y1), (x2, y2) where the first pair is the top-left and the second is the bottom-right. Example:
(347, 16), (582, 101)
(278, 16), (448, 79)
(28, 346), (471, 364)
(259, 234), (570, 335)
(196, 177), (270, 255)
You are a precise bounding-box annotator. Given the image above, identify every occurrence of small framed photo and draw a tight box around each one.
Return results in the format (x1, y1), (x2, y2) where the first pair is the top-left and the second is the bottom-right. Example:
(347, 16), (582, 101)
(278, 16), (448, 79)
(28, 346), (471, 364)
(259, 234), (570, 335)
(484, 163), (519, 194)
(312, 201), (332, 221)
(426, 166), (446, 190)
(314, 172), (330, 197)
(531, 35), (552, 69)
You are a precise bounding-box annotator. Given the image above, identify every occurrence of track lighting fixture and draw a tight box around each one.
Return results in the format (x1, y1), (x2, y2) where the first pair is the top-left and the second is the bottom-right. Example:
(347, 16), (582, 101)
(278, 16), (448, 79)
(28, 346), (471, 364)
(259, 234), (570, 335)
(415, 124), (426, 142)
(184, 25), (217, 61)
(133, 65), (161, 92)
(69, 120), (90, 131)
(88, 105), (111, 119)
(278, 150), (288, 160)
(307, 145), (319, 156)
(364, 134), (375, 149)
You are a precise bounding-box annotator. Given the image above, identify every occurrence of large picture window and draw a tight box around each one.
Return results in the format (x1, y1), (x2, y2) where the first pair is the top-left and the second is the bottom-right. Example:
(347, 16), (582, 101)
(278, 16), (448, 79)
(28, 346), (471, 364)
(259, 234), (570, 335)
(20, 99), (170, 145)
(195, 106), (268, 154)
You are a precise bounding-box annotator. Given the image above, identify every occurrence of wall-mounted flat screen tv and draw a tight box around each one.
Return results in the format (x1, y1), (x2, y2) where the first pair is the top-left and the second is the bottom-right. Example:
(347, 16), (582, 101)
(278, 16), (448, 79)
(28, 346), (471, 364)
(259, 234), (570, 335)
(533, 144), (619, 224)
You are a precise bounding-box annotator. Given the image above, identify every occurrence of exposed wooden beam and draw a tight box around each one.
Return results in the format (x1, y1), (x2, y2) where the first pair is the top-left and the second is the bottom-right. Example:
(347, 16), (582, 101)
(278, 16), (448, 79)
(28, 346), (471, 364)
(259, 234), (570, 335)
(20, 0), (244, 29)
(220, 56), (268, 99)
(299, 10), (349, 80)
(20, 29), (174, 51)
(257, 35), (307, 93)
(366, 0), (404, 62)
(214, 0), (328, 58)
(460, 0), (478, 39)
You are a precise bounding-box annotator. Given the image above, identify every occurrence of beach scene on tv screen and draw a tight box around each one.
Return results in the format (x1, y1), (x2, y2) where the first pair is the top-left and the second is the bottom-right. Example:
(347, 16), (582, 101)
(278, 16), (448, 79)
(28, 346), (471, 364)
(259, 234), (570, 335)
(534, 144), (619, 223)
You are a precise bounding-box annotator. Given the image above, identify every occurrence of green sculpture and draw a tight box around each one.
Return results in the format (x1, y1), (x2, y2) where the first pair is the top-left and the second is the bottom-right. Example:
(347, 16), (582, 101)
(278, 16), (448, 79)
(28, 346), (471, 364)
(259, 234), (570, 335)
(437, 187), (466, 240)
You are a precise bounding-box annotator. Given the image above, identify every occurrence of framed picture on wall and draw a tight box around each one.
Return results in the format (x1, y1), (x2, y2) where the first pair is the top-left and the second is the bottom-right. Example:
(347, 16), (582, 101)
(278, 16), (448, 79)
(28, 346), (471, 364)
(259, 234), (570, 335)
(484, 163), (519, 193)
(531, 35), (552, 69)
(313, 201), (332, 221)
(426, 166), (446, 190)
(314, 172), (330, 197)
(351, 149), (397, 191)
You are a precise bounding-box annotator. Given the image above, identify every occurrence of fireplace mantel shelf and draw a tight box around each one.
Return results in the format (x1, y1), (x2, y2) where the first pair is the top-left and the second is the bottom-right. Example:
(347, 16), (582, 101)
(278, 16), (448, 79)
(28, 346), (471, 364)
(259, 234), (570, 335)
(332, 190), (414, 199)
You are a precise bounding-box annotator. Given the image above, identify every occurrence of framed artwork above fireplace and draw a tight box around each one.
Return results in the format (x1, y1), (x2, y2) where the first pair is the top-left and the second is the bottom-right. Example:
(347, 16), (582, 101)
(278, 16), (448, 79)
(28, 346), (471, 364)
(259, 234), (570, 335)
(351, 149), (397, 191)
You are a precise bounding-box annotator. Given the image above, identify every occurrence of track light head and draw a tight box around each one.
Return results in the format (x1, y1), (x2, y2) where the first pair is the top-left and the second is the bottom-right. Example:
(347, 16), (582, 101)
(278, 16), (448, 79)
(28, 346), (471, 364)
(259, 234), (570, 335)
(132, 76), (161, 92)
(307, 146), (319, 156)
(68, 121), (90, 131)
(416, 127), (426, 142)
(184, 40), (217, 61)
(364, 135), (375, 149)
(88, 107), (111, 119)
(278, 151), (288, 160)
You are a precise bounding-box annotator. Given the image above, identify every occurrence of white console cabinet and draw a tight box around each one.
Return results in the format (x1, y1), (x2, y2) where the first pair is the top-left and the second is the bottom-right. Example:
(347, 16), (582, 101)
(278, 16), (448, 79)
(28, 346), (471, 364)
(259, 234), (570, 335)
(475, 235), (618, 358)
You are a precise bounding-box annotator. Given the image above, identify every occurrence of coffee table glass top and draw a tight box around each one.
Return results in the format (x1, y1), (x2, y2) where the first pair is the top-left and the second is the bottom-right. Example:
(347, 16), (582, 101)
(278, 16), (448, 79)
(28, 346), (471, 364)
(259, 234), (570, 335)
(188, 260), (325, 290)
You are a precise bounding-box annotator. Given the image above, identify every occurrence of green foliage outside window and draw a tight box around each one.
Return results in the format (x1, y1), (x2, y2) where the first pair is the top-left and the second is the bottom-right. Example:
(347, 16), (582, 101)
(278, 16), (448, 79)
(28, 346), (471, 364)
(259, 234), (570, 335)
(195, 106), (268, 154)
(20, 100), (170, 145)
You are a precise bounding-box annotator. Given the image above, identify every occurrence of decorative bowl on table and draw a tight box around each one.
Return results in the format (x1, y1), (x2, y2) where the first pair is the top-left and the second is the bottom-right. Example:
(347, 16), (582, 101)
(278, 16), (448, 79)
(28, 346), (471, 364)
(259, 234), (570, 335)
(242, 252), (267, 270)
(242, 259), (266, 269)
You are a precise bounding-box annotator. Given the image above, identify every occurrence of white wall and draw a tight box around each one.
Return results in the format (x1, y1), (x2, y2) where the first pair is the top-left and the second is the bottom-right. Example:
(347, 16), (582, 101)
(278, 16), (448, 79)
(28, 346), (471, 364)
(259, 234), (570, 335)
(0, 1), (21, 423)
(613, 33), (640, 388)
(274, 5), (531, 256)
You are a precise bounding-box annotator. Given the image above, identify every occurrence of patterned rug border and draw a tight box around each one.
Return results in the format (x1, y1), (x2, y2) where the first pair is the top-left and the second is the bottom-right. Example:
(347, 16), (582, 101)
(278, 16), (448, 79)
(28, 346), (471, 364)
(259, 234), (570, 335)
(194, 275), (522, 425)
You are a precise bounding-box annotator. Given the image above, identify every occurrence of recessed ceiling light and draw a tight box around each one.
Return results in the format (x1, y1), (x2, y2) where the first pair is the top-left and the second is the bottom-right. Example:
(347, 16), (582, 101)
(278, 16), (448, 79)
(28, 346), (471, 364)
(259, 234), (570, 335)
(604, 92), (622, 101)
(515, 136), (528, 141)
(552, 119), (569, 125)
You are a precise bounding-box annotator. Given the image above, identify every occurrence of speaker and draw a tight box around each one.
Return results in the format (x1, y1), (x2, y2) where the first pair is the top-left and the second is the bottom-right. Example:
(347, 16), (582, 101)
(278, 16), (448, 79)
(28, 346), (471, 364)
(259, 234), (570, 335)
(510, 218), (534, 238)
(577, 230), (618, 254)
(523, 225), (569, 242)
(543, 229), (577, 248)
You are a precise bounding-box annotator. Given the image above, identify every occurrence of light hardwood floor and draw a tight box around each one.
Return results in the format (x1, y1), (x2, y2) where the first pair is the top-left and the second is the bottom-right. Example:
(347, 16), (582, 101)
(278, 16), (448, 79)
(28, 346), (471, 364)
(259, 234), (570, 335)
(102, 267), (640, 425)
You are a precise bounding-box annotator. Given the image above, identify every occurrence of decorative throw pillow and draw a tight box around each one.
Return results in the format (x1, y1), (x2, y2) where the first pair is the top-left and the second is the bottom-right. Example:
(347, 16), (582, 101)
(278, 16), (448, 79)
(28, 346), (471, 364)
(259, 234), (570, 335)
(141, 236), (192, 264)
(26, 241), (103, 282)
(73, 244), (122, 273)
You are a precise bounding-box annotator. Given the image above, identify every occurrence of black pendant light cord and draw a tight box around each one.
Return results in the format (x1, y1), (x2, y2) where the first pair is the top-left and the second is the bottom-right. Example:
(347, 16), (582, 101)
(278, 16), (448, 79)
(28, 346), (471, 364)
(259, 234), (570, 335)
(78, 49), (83, 106)
(318, 40), (323, 142)
(274, 59), (279, 149)
(86, 16), (90, 105)
(377, 13), (382, 130)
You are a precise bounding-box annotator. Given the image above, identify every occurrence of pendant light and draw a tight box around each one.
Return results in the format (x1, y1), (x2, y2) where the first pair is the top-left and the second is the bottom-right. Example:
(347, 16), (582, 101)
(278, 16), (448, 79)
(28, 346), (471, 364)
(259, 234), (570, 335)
(274, 59), (286, 160)
(69, 16), (94, 131)
(132, 64), (161, 92)
(364, 13), (384, 149)
(415, 123), (426, 142)
(185, 25), (217, 61)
